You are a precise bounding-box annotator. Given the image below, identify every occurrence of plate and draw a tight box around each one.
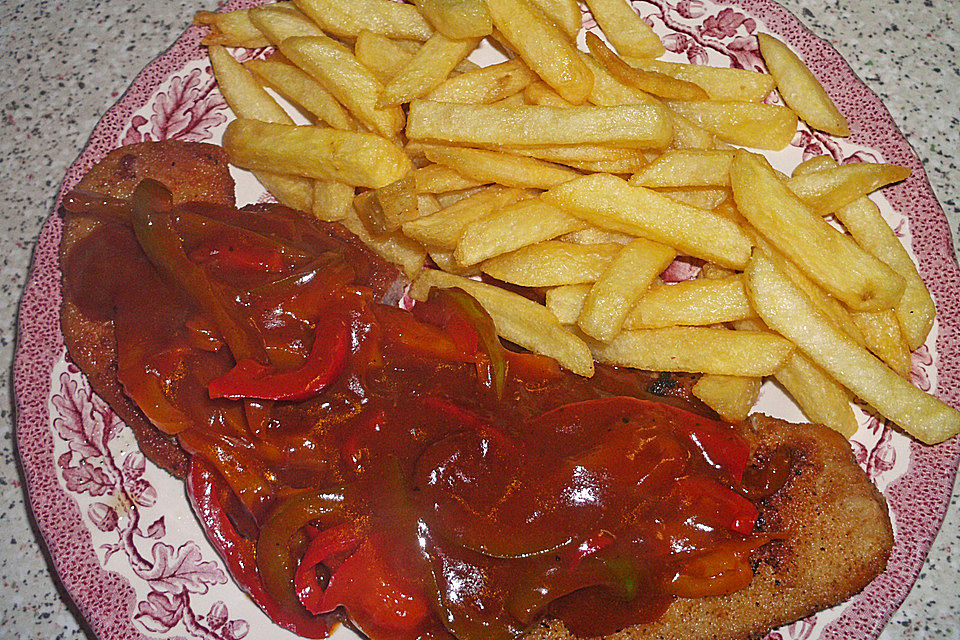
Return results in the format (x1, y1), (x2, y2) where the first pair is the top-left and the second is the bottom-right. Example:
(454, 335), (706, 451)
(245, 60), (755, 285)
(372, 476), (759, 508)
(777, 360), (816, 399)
(14, 1), (960, 639)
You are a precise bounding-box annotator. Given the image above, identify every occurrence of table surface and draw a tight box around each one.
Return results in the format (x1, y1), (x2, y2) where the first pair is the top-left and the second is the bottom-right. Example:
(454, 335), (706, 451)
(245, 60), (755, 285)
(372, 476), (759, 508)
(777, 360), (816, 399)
(1, 1), (958, 638)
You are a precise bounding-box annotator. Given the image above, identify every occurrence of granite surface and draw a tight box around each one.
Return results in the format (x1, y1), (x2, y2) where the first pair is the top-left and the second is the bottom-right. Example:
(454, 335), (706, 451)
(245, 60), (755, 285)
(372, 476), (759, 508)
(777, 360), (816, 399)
(1, 0), (957, 639)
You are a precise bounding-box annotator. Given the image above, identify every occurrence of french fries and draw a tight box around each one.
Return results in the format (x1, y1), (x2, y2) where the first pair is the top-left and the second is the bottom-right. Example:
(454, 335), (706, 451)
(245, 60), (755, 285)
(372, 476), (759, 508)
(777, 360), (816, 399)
(587, 326), (794, 377)
(222, 119), (412, 188)
(407, 101), (673, 148)
(485, 0), (593, 103)
(731, 150), (905, 310)
(544, 173), (752, 268)
(199, 1), (955, 445)
(577, 238), (676, 342)
(758, 33), (849, 136)
(746, 249), (960, 444)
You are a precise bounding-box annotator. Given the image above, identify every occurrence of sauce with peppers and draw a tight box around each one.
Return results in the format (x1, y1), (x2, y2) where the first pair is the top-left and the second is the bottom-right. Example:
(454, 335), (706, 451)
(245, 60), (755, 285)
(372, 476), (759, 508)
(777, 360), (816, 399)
(62, 181), (780, 640)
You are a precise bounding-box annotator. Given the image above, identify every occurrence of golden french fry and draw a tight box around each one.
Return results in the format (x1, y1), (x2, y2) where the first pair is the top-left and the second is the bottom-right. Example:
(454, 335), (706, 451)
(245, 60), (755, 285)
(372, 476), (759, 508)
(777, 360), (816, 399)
(280, 36), (405, 139)
(587, 326), (794, 376)
(430, 250), (479, 276)
(744, 228), (866, 346)
(735, 317), (859, 437)
(425, 145), (579, 189)
(586, 32), (706, 101)
(523, 80), (574, 107)
(407, 100), (673, 148)
(402, 185), (527, 248)
(627, 58), (776, 103)
(412, 0), (492, 39)
(209, 46), (294, 124)
(527, 0), (582, 41)
(745, 248), (960, 444)
(852, 309), (912, 379)
(668, 112), (716, 150)
(578, 51), (659, 108)
(578, 238), (676, 341)
(412, 164), (486, 193)
(485, 0), (593, 104)
(380, 33), (480, 106)
(481, 241), (623, 286)
(654, 186), (729, 210)
(731, 150), (905, 311)
(425, 59), (535, 104)
(490, 143), (649, 167)
(247, 3), (324, 43)
(293, 0), (433, 40)
(312, 180), (354, 221)
(837, 196), (936, 350)
(354, 30), (416, 82)
(584, 0), (664, 58)
(340, 208), (426, 278)
(545, 284), (591, 324)
(792, 157), (935, 349)
(787, 162), (911, 216)
(544, 173), (752, 268)
(355, 174), (420, 234)
(758, 33), (849, 136)
(667, 100), (797, 150)
(456, 199), (587, 265)
(195, 7), (275, 47)
(208, 46), (314, 211)
(624, 275), (756, 329)
(245, 58), (357, 131)
(559, 228), (635, 245)
(692, 374), (761, 423)
(630, 149), (735, 188)
(411, 269), (595, 376)
(222, 119), (412, 188)
(699, 263), (736, 279)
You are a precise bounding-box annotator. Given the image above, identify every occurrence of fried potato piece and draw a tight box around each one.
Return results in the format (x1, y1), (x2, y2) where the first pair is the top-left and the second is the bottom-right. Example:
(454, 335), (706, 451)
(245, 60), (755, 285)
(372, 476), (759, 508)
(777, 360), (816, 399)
(692, 374), (761, 423)
(222, 119), (412, 189)
(412, 0), (492, 39)
(786, 162), (911, 216)
(586, 326), (794, 376)
(584, 0), (664, 58)
(402, 185), (528, 249)
(195, 6), (274, 47)
(667, 100), (797, 150)
(586, 32), (705, 100)
(456, 198), (586, 265)
(247, 3), (324, 42)
(625, 275), (756, 329)
(425, 145), (579, 189)
(630, 149), (735, 188)
(745, 249), (960, 444)
(380, 33), (480, 106)
(627, 57), (776, 103)
(425, 59), (536, 104)
(407, 101), (673, 148)
(544, 173), (752, 268)
(578, 238), (676, 342)
(731, 150), (904, 311)
(481, 240), (623, 286)
(485, 0), (593, 103)
(293, 0), (434, 40)
(245, 58), (357, 131)
(758, 33), (849, 136)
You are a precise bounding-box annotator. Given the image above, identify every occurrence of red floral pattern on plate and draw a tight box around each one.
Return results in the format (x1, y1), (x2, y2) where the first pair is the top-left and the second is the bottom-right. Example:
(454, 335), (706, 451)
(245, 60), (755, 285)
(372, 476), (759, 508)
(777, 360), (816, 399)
(13, 1), (960, 639)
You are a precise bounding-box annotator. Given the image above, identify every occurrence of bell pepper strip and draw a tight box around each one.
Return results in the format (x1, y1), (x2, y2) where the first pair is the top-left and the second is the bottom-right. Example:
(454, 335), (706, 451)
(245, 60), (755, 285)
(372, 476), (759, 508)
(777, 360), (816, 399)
(176, 208), (311, 267)
(129, 179), (265, 364)
(372, 305), (468, 362)
(568, 530), (617, 569)
(208, 311), (349, 401)
(319, 538), (430, 638)
(673, 418), (751, 485)
(61, 191), (133, 224)
(675, 476), (759, 535)
(295, 521), (365, 615)
(435, 289), (507, 398)
(256, 488), (347, 618)
(187, 459), (331, 638)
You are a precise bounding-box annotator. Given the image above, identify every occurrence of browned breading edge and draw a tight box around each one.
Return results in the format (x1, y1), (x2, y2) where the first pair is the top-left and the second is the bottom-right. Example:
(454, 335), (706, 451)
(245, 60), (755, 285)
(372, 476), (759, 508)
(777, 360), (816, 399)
(59, 141), (237, 477)
(527, 415), (894, 640)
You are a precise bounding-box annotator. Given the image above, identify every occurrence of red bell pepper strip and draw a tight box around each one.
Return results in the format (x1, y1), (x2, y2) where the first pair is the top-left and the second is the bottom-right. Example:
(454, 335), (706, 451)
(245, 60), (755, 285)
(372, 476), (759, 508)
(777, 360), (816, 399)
(295, 522), (365, 615)
(130, 179), (265, 364)
(673, 418), (751, 485)
(256, 488), (346, 618)
(186, 459), (330, 638)
(208, 311), (349, 401)
(675, 476), (759, 535)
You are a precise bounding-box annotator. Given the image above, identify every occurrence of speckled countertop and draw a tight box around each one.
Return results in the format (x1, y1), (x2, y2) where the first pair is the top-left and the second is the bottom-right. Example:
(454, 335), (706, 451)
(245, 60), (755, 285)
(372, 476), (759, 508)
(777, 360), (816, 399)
(1, 0), (957, 639)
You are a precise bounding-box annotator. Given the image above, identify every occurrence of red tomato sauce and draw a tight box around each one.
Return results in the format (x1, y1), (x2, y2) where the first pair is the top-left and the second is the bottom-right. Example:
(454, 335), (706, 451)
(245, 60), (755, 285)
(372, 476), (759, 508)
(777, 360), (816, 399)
(62, 181), (779, 640)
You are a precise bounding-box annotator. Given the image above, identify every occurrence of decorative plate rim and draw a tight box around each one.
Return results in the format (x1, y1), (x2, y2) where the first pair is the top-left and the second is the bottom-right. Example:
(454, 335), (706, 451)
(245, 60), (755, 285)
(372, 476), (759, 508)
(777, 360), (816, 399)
(13, 1), (960, 639)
